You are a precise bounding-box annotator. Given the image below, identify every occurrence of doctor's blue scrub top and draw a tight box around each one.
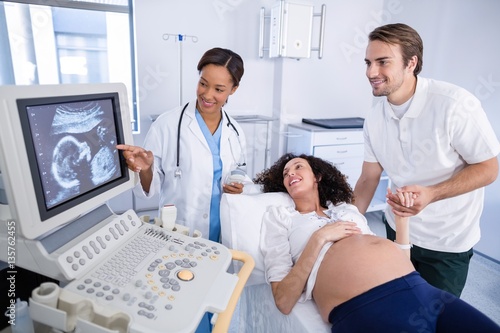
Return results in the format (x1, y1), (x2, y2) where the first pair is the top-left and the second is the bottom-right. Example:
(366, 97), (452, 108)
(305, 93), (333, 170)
(195, 109), (223, 243)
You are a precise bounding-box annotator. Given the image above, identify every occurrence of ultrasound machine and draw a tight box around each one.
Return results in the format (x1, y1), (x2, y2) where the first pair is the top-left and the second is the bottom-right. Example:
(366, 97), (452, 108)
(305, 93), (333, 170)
(0, 83), (254, 333)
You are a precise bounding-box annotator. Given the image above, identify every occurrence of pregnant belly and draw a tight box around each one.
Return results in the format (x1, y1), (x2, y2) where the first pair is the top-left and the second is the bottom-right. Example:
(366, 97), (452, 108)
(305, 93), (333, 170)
(312, 234), (415, 321)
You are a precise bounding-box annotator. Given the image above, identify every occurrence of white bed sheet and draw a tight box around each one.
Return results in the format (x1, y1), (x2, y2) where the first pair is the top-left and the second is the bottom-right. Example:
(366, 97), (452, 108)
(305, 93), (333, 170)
(235, 283), (331, 333)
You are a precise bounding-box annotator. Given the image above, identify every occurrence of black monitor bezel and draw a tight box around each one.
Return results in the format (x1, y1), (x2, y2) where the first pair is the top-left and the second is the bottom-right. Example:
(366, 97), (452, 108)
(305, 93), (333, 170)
(16, 92), (130, 222)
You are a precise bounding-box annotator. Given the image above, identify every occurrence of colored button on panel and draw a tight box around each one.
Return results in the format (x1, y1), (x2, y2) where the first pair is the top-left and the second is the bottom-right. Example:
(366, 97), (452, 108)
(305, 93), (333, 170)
(176, 270), (194, 281)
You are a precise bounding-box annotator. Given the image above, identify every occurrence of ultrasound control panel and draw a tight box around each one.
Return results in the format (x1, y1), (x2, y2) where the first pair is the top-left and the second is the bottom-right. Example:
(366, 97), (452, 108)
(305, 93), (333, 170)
(55, 210), (143, 280)
(36, 210), (241, 333)
(66, 225), (236, 332)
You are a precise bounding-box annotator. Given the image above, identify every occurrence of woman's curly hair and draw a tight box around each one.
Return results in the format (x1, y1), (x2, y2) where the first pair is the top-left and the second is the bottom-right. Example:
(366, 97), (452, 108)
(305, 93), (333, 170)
(253, 153), (354, 208)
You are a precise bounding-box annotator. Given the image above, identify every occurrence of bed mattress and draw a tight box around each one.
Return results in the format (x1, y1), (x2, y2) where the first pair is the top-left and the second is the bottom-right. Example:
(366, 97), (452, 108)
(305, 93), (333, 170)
(233, 283), (331, 332)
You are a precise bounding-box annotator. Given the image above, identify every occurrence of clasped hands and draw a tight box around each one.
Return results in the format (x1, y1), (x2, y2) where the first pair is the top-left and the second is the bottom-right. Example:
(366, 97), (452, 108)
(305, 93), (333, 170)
(315, 188), (417, 245)
(387, 187), (423, 217)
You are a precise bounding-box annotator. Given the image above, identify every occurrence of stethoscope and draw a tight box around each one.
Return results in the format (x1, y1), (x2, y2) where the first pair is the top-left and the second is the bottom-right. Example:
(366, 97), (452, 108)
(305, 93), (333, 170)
(174, 102), (246, 178)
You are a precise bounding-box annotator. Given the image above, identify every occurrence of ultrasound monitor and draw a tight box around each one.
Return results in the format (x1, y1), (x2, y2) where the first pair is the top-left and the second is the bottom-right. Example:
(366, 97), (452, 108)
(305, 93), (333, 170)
(0, 84), (253, 332)
(0, 83), (134, 241)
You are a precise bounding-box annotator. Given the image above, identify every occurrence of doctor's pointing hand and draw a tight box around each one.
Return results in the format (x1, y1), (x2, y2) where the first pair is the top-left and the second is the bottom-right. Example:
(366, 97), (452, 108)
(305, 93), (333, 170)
(117, 142), (246, 195)
(116, 144), (154, 191)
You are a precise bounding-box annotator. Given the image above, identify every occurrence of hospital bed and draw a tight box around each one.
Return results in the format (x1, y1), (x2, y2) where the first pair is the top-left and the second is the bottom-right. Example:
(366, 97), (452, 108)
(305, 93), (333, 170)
(221, 192), (331, 333)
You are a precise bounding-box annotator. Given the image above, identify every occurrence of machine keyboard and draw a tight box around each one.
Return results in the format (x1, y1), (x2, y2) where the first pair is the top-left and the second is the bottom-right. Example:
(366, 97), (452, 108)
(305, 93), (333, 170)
(63, 223), (237, 333)
(90, 231), (168, 287)
(56, 210), (143, 280)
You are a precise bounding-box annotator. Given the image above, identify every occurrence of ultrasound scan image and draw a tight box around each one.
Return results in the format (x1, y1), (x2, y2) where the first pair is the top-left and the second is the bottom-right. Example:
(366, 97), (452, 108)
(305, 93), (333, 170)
(27, 99), (121, 209)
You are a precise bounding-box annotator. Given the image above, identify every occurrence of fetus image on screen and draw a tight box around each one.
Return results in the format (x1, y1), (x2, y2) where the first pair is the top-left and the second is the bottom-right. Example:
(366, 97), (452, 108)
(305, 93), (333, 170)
(29, 99), (121, 209)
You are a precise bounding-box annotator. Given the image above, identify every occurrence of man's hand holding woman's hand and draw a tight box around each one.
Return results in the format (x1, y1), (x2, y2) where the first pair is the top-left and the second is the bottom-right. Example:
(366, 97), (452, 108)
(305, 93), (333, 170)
(387, 187), (418, 217)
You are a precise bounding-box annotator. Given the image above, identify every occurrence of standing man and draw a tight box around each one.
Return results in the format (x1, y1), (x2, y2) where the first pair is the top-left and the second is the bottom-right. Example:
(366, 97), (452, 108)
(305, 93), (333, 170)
(353, 23), (500, 297)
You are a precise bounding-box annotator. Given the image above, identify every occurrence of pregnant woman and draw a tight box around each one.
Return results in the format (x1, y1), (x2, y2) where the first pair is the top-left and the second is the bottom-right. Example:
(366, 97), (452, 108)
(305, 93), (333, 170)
(254, 153), (500, 333)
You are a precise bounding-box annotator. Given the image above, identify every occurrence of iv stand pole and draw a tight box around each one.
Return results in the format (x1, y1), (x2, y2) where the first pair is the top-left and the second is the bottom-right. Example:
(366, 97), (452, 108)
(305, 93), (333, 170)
(162, 33), (199, 106)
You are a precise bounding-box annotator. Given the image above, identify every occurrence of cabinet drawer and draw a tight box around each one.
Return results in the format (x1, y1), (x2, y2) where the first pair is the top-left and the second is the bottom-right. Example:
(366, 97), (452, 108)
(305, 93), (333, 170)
(343, 168), (362, 188)
(328, 163), (362, 188)
(312, 130), (363, 146)
(329, 157), (362, 171)
(313, 144), (364, 159)
(330, 158), (362, 186)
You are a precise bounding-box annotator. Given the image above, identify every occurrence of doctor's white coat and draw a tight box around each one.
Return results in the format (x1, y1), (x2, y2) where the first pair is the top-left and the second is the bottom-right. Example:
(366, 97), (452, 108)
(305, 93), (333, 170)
(134, 100), (248, 238)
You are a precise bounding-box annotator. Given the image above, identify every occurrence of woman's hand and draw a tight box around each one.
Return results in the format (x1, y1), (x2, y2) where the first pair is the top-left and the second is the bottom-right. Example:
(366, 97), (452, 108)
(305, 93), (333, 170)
(393, 188), (415, 207)
(116, 144), (154, 173)
(222, 182), (244, 194)
(313, 221), (361, 244)
(386, 187), (420, 217)
(271, 220), (360, 315)
(390, 188), (413, 256)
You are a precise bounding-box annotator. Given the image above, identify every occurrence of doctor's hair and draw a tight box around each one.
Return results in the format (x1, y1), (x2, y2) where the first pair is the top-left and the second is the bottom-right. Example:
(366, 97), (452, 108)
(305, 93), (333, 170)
(197, 47), (244, 87)
(369, 23), (423, 76)
(253, 153), (354, 208)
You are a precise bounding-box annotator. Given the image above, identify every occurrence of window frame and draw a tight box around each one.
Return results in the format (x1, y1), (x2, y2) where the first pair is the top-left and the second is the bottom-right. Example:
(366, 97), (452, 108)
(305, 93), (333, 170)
(4, 0), (128, 14)
(0, 0), (138, 132)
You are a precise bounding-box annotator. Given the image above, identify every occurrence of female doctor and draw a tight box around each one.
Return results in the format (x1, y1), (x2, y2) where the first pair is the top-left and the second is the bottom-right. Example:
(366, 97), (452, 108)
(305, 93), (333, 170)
(117, 47), (249, 243)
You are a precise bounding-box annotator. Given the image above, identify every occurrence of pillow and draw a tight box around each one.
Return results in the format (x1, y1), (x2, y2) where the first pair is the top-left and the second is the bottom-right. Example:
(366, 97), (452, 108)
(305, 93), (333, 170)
(220, 192), (294, 286)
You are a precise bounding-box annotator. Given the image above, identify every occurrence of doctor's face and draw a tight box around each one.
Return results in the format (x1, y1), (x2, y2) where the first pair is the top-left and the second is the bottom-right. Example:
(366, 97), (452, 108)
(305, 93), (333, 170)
(196, 64), (238, 115)
(365, 40), (416, 105)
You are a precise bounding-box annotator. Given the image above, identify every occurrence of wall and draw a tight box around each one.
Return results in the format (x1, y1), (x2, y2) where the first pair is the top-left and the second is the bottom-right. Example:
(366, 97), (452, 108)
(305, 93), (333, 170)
(132, 0), (384, 151)
(133, 0), (500, 260)
(133, 0), (276, 144)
